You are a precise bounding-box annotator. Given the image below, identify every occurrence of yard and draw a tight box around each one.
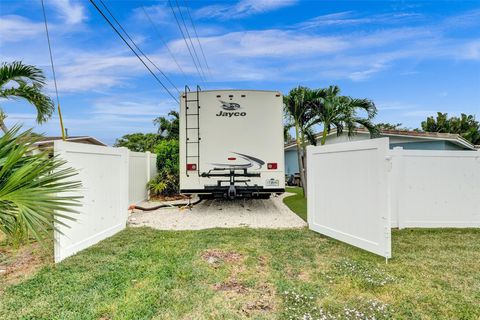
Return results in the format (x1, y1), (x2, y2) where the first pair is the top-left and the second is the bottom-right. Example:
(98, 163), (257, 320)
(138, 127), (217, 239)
(283, 187), (307, 221)
(1, 222), (479, 319)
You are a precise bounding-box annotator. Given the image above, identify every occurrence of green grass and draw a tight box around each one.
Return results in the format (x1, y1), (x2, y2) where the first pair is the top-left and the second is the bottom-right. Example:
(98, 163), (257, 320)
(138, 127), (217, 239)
(1, 227), (479, 319)
(283, 187), (307, 221)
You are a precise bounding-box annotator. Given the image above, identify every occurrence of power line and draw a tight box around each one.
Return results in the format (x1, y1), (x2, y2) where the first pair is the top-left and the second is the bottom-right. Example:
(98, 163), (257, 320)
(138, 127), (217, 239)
(88, 0), (179, 103)
(141, 5), (187, 81)
(40, 0), (66, 140)
(184, 0), (211, 78)
(167, 0), (206, 86)
(98, 0), (180, 95)
(174, 0), (207, 82)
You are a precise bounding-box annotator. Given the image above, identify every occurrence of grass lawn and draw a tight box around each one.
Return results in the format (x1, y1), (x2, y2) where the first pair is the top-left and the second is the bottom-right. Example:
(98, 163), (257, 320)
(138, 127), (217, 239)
(283, 186), (307, 221)
(1, 227), (479, 319)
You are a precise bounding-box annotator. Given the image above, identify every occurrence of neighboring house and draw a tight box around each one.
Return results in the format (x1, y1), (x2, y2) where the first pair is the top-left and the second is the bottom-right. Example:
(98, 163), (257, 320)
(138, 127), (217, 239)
(284, 128), (477, 176)
(32, 136), (107, 156)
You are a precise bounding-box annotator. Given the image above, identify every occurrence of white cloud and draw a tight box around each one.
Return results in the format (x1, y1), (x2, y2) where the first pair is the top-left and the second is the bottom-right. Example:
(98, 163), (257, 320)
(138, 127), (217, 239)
(92, 99), (174, 116)
(50, 0), (86, 24)
(295, 11), (371, 29)
(0, 15), (44, 42)
(461, 40), (480, 60)
(196, 0), (298, 19)
(295, 11), (424, 30)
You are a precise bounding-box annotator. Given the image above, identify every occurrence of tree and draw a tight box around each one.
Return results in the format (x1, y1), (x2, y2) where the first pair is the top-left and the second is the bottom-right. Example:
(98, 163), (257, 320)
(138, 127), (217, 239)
(421, 112), (480, 145)
(0, 126), (81, 245)
(114, 133), (162, 152)
(375, 122), (404, 130)
(284, 87), (318, 197)
(0, 61), (54, 133)
(312, 85), (378, 145)
(153, 110), (179, 140)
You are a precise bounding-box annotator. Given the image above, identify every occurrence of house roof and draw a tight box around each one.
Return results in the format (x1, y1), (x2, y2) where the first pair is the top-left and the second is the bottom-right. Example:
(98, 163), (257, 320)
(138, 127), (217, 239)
(33, 136), (107, 147)
(284, 128), (476, 150)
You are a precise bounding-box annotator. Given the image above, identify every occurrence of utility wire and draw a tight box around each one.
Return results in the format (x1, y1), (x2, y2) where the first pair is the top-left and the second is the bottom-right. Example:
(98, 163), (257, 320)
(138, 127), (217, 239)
(89, 0), (179, 103)
(141, 5), (187, 81)
(98, 0), (180, 95)
(184, 0), (211, 78)
(40, 0), (66, 140)
(168, 0), (206, 86)
(174, 0), (207, 82)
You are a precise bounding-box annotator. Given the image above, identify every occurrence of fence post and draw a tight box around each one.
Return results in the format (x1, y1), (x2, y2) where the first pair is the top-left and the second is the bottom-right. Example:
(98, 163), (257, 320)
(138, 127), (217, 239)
(146, 151), (151, 200)
(391, 147), (404, 229)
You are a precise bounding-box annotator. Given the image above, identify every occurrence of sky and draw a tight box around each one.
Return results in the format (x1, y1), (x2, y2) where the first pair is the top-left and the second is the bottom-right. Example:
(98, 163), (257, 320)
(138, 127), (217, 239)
(0, 0), (479, 145)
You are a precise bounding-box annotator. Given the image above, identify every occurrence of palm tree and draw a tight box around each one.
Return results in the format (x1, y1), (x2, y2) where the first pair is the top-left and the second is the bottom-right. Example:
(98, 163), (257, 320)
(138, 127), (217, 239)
(284, 87), (318, 197)
(0, 61), (54, 133)
(0, 126), (81, 245)
(153, 110), (179, 140)
(312, 85), (378, 145)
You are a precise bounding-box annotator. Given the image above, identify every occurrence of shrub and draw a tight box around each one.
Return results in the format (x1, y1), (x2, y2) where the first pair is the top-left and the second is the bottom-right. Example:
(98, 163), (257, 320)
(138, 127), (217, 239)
(149, 139), (179, 196)
(0, 127), (81, 245)
(155, 139), (179, 174)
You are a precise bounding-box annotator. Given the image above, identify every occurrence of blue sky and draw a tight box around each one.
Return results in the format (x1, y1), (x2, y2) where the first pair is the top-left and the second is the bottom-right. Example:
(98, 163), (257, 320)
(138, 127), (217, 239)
(0, 0), (479, 145)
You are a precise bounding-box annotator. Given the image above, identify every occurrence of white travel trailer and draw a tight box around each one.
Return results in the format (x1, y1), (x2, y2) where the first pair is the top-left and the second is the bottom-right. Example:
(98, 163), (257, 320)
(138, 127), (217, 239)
(179, 87), (285, 199)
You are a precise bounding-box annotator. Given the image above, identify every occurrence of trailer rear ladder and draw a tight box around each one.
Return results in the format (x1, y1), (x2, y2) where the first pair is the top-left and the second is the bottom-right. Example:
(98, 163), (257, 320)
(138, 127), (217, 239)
(184, 85), (201, 177)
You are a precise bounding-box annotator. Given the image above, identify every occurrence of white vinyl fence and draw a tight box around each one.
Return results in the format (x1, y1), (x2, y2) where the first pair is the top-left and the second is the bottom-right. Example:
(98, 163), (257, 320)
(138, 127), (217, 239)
(54, 141), (157, 263)
(129, 151), (157, 204)
(307, 139), (392, 259)
(391, 148), (480, 228)
(307, 139), (480, 259)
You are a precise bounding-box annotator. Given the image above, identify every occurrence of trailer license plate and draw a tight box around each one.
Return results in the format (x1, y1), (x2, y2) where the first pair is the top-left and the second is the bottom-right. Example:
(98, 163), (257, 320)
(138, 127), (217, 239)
(265, 178), (279, 187)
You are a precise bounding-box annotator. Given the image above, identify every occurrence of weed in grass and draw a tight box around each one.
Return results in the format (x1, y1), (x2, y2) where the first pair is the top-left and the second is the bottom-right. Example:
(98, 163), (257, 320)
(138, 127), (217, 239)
(331, 259), (396, 288)
(281, 290), (335, 320)
(281, 290), (393, 320)
(341, 299), (393, 320)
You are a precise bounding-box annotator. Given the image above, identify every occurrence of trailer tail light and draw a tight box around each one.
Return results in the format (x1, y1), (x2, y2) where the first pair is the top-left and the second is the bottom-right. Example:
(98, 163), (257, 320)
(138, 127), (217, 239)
(267, 163), (278, 170)
(228, 157), (236, 160)
(186, 163), (197, 171)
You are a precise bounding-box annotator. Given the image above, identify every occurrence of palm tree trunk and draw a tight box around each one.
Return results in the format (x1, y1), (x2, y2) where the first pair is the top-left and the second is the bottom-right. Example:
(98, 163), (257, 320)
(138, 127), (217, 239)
(299, 128), (308, 198)
(321, 125), (329, 145)
(294, 122), (307, 198)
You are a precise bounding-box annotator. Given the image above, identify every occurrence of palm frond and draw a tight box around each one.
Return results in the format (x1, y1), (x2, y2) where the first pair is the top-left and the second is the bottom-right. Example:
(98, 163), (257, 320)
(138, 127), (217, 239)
(1, 84), (54, 123)
(0, 126), (82, 244)
(0, 61), (47, 88)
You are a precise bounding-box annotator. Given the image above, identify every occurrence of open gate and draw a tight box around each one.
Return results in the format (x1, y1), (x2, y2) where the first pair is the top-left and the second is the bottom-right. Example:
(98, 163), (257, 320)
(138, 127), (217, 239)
(306, 138), (392, 259)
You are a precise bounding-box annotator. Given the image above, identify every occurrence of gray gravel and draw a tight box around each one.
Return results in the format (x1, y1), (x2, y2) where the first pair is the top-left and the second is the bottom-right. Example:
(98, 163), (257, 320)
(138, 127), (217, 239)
(128, 193), (307, 230)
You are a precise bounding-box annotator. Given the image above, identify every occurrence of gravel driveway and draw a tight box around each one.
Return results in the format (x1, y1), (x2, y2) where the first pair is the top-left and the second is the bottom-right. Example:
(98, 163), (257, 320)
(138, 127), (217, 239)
(128, 193), (307, 230)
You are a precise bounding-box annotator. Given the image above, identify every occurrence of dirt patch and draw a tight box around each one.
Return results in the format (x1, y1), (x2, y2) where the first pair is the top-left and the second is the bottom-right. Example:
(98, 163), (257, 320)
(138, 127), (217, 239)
(201, 249), (244, 268)
(213, 278), (248, 293)
(0, 241), (52, 287)
(207, 251), (277, 316)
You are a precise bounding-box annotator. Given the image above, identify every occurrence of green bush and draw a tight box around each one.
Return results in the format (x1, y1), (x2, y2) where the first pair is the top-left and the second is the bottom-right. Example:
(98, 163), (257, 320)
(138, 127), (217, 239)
(149, 139), (179, 196)
(155, 139), (179, 174)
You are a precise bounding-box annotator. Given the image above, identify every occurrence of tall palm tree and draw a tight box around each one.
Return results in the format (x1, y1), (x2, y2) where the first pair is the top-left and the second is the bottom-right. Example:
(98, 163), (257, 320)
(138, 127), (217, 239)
(0, 61), (54, 133)
(284, 87), (318, 197)
(312, 85), (378, 145)
(153, 110), (179, 140)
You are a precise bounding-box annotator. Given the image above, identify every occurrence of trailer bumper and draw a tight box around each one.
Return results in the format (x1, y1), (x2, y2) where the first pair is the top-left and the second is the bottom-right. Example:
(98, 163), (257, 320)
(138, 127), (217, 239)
(180, 187), (285, 198)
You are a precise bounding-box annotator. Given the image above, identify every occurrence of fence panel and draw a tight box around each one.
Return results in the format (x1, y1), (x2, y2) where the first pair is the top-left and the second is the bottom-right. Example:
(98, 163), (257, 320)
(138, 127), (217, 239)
(129, 152), (148, 204)
(394, 149), (480, 228)
(307, 138), (392, 259)
(150, 154), (157, 180)
(54, 141), (129, 263)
